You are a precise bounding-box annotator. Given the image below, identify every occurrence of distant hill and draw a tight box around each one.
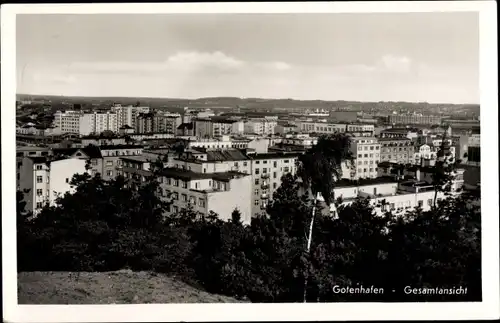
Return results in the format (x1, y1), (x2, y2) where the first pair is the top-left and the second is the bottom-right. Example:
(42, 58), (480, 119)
(18, 271), (244, 304)
(16, 94), (480, 116)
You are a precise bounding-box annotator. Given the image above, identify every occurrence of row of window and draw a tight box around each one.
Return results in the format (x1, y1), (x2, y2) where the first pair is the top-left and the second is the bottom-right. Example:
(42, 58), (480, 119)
(380, 199), (433, 211)
(357, 145), (380, 151)
(358, 160), (379, 165)
(357, 153), (380, 158)
(162, 190), (207, 208)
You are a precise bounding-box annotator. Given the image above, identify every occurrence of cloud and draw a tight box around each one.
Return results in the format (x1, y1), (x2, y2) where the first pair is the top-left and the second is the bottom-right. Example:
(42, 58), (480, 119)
(67, 51), (292, 75)
(379, 55), (412, 73)
(32, 73), (77, 84)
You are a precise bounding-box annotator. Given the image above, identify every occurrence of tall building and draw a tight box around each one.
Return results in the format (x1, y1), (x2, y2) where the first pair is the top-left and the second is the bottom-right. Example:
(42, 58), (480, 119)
(18, 156), (88, 215)
(194, 118), (244, 138)
(53, 110), (83, 134)
(79, 111), (118, 136)
(351, 137), (380, 179)
(154, 115), (182, 134)
(135, 113), (154, 133)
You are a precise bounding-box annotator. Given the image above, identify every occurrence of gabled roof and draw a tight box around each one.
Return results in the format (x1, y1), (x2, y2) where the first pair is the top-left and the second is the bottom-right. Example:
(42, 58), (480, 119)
(53, 146), (103, 159)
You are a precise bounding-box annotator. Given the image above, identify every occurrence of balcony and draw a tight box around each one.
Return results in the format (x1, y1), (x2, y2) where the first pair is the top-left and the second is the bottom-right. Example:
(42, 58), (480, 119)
(261, 182), (269, 189)
(261, 193), (269, 199)
(261, 173), (270, 179)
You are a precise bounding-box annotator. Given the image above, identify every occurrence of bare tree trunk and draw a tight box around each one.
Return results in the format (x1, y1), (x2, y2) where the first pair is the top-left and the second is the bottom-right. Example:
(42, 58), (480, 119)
(304, 192), (318, 303)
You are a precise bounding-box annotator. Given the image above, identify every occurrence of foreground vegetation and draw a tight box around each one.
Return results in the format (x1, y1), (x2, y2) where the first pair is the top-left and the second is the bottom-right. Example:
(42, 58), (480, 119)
(17, 135), (481, 302)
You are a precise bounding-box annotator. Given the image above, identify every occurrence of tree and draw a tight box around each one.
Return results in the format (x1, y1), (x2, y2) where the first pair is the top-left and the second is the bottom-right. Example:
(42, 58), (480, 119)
(431, 130), (456, 207)
(296, 133), (352, 302)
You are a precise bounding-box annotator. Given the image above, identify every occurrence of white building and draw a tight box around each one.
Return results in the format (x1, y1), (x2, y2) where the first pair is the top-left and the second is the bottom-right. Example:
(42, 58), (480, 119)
(351, 136), (381, 179)
(53, 110), (83, 134)
(18, 156), (88, 214)
(244, 117), (278, 136)
(79, 111), (119, 135)
(118, 155), (253, 224)
(315, 178), (448, 218)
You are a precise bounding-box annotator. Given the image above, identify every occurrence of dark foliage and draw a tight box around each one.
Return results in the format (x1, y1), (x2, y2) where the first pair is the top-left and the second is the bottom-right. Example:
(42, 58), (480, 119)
(17, 162), (481, 302)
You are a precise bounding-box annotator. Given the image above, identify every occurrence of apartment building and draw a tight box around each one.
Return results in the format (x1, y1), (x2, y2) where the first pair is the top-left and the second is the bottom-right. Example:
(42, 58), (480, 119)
(16, 146), (50, 187)
(379, 138), (415, 164)
(53, 110), (82, 134)
(351, 137), (381, 179)
(346, 123), (375, 134)
(243, 117), (278, 136)
(135, 113), (154, 133)
(298, 121), (347, 134)
(79, 111), (119, 135)
(118, 155), (253, 224)
(248, 152), (300, 217)
(379, 128), (419, 140)
(99, 145), (145, 180)
(154, 114), (182, 134)
(274, 123), (298, 135)
(194, 118), (245, 138)
(388, 114), (443, 125)
(187, 136), (232, 149)
(52, 146), (103, 177)
(18, 156), (88, 214)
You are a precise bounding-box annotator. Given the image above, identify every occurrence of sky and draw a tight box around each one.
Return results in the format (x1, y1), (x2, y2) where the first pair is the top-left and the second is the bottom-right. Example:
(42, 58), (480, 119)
(16, 13), (479, 103)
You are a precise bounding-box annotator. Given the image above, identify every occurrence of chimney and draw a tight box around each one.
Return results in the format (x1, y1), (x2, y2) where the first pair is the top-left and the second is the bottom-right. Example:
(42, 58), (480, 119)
(415, 168), (421, 181)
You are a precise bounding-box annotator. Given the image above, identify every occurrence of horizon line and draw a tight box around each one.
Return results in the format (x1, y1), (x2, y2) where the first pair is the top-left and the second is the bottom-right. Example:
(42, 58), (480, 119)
(15, 93), (480, 106)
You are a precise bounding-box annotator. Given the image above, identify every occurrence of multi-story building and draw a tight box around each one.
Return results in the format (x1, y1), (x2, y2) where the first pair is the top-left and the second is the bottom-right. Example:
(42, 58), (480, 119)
(16, 146), (50, 187)
(79, 111), (119, 136)
(378, 138), (415, 164)
(51, 146), (104, 177)
(53, 110), (83, 134)
(99, 144), (145, 180)
(153, 115), (182, 134)
(351, 137), (380, 179)
(274, 122), (298, 135)
(248, 152), (301, 217)
(388, 114), (443, 125)
(111, 105), (133, 129)
(18, 156), (88, 214)
(298, 121), (347, 134)
(176, 123), (195, 136)
(379, 128), (419, 140)
(243, 117), (278, 136)
(135, 113), (154, 133)
(118, 155), (253, 224)
(346, 123), (375, 134)
(194, 118), (244, 138)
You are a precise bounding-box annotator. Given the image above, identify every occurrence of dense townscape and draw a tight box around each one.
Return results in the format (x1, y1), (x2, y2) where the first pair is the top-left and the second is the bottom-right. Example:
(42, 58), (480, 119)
(16, 96), (481, 303)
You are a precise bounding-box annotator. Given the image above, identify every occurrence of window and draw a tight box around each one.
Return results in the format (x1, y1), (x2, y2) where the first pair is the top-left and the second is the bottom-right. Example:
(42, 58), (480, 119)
(370, 146), (374, 150)
(364, 161), (368, 165)
(182, 181), (188, 189)
(358, 154), (362, 158)
(199, 199), (206, 207)
(363, 168), (367, 172)
(255, 168), (260, 175)
(390, 203), (395, 210)
(173, 206), (179, 213)
(37, 176), (43, 183)
(189, 196), (196, 204)
(358, 168), (362, 173)
(36, 164), (43, 170)
(284, 160), (289, 163)
(273, 161), (277, 167)
(358, 161), (362, 165)
(418, 200), (424, 207)
(36, 202), (43, 209)
(364, 146), (368, 150)
(92, 170), (97, 176)
(91, 159), (98, 166)
(173, 179), (179, 187)
(427, 199), (433, 206)
(256, 161), (260, 164)
(106, 170), (113, 177)
(106, 160), (113, 166)
(166, 178), (171, 185)
(36, 189), (43, 196)
(273, 183), (277, 189)
(254, 189), (259, 196)
(369, 168), (373, 172)
(263, 168), (268, 174)
(273, 172), (277, 178)
(243, 162), (248, 166)
(173, 192), (179, 200)
(284, 167), (289, 172)
(255, 179), (260, 185)
(181, 194), (187, 202)
(254, 200), (259, 206)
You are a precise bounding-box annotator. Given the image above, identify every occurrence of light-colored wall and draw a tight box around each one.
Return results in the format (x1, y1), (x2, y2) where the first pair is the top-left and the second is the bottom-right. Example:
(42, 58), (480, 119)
(207, 176), (252, 224)
(48, 159), (88, 205)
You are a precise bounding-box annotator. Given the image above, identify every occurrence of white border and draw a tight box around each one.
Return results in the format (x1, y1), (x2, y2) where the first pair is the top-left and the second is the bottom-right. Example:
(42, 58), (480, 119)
(2, 1), (499, 322)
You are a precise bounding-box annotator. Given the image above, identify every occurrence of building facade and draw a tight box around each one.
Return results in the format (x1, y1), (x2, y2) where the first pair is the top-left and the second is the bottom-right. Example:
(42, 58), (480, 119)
(379, 138), (415, 164)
